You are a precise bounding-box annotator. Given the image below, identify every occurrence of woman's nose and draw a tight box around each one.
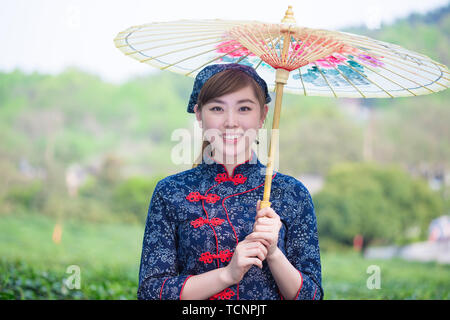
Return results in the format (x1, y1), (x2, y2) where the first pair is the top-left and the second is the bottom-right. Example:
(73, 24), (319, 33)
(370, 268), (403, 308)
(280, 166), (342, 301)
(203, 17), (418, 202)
(224, 110), (238, 127)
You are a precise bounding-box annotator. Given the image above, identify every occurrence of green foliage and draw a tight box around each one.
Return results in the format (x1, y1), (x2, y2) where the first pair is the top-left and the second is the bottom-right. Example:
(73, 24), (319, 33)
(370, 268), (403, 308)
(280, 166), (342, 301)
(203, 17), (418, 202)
(322, 251), (450, 299)
(113, 175), (165, 223)
(0, 214), (141, 299)
(0, 214), (449, 299)
(0, 259), (83, 299)
(4, 181), (44, 212)
(279, 95), (364, 175)
(314, 162), (444, 247)
(373, 94), (450, 167)
(0, 258), (138, 300)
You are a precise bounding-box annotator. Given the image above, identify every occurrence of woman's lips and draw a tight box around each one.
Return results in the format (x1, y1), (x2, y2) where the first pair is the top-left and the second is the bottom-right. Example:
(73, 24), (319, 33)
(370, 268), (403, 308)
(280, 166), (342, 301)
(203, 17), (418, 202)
(222, 134), (242, 144)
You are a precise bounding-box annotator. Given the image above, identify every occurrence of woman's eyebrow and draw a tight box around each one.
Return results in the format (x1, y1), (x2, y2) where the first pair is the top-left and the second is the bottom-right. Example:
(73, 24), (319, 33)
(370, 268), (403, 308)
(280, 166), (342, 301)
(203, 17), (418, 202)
(208, 98), (257, 105)
(208, 98), (226, 104)
(237, 99), (257, 105)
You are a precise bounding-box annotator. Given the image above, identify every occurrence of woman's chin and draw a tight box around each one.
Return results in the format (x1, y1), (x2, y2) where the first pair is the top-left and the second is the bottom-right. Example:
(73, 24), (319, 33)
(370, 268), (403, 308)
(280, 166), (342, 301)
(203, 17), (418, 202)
(223, 148), (249, 161)
(211, 143), (248, 162)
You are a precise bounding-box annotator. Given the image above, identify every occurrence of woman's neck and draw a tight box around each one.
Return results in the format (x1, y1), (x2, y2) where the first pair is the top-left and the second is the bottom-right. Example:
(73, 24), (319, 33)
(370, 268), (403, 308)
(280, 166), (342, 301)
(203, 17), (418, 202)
(211, 149), (252, 177)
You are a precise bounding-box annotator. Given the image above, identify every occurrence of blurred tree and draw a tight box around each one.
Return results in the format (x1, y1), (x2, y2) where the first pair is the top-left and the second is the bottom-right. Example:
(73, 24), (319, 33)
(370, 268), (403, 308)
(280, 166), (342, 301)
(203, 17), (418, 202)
(97, 153), (124, 186)
(113, 175), (165, 223)
(279, 95), (364, 175)
(372, 93), (450, 171)
(314, 162), (443, 248)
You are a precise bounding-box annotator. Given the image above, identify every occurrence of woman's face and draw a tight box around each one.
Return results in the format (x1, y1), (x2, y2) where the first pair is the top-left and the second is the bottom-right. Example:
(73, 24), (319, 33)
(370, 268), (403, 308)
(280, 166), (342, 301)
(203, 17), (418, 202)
(194, 85), (269, 163)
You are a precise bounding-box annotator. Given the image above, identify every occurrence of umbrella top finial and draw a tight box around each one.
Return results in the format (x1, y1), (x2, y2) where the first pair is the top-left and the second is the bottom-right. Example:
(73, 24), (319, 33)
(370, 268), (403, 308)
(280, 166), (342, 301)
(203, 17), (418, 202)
(281, 5), (296, 24)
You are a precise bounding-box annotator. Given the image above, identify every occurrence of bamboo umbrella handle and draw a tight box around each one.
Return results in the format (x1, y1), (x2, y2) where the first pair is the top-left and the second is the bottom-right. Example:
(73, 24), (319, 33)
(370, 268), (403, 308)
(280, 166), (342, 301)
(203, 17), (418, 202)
(260, 69), (290, 209)
(260, 25), (292, 209)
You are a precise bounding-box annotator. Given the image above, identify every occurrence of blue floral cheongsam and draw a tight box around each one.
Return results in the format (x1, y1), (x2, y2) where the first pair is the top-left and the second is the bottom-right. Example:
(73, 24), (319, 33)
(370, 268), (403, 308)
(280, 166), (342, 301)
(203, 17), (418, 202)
(137, 150), (323, 300)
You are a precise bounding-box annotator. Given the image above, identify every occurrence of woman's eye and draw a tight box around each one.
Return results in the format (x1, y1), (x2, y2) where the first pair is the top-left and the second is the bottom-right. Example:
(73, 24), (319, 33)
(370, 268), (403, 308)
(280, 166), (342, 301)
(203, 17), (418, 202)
(210, 106), (222, 111)
(240, 106), (251, 111)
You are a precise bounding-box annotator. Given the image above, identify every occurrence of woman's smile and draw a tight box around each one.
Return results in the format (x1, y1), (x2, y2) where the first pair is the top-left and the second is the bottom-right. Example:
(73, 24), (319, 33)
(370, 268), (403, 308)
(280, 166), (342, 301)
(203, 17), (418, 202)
(222, 133), (243, 144)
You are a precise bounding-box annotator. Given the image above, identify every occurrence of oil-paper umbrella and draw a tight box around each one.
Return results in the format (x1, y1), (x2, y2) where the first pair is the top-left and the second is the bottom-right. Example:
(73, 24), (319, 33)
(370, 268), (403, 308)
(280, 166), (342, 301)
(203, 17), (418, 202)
(113, 6), (449, 209)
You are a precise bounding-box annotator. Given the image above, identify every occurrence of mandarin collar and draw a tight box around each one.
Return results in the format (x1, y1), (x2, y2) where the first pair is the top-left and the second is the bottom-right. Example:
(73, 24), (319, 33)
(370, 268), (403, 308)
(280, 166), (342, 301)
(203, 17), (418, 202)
(198, 149), (266, 179)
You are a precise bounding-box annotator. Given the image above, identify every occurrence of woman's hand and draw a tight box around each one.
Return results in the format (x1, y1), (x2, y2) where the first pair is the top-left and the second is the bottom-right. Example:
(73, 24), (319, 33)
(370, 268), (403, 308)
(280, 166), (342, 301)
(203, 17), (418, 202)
(223, 238), (268, 285)
(246, 200), (282, 259)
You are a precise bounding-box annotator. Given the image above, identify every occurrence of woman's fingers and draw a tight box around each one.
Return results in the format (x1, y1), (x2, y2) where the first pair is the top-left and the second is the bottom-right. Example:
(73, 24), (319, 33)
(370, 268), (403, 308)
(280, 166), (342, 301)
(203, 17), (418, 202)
(241, 241), (267, 258)
(243, 235), (271, 249)
(246, 231), (276, 244)
(254, 217), (273, 225)
(253, 224), (274, 232)
(245, 248), (266, 262)
(237, 240), (268, 265)
(241, 257), (263, 269)
(252, 217), (276, 233)
(255, 207), (277, 219)
(250, 257), (263, 269)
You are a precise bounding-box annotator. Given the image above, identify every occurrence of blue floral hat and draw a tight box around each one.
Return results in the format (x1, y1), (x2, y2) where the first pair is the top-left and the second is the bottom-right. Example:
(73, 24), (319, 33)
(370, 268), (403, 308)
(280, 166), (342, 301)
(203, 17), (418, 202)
(187, 63), (271, 113)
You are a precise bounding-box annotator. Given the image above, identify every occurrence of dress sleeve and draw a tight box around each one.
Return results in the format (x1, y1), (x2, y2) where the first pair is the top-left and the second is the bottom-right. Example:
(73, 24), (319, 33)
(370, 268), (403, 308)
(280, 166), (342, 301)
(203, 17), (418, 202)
(284, 185), (324, 300)
(137, 181), (193, 300)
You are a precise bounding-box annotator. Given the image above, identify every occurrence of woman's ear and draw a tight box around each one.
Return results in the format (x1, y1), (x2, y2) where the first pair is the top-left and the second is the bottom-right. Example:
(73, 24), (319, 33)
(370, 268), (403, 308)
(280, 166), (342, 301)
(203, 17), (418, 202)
(194, 104), (202, 128)
(260, 104), (269, 128)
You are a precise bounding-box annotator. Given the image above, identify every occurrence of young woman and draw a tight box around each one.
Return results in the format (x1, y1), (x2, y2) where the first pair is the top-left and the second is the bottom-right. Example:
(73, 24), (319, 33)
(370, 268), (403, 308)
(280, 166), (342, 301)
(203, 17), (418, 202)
(137, 63), (323, 300)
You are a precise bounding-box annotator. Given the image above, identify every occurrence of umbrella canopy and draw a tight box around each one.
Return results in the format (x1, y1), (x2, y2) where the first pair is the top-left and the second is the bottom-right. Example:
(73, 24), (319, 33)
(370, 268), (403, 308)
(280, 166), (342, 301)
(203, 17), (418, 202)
(114, 6), (449, 208)
(114, 7), (449, 98)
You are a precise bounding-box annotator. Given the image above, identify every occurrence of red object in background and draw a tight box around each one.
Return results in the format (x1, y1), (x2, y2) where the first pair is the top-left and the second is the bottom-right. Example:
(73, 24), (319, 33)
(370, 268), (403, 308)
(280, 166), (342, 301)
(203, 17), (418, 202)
(353, 234), (364, 251)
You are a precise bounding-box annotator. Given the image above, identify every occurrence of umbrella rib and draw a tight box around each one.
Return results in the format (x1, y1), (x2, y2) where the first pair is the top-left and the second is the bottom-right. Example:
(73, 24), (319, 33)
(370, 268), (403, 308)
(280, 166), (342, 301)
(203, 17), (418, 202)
(118, 34), (224, 49)
(226, 26), (280, 64)
(286, 33), (307, 70)
(182, 46), (248, 75)
(342, 44), (449, 88)
(277, 25), (284, 64)
(338, 53), (418, 96)
(116, 29), (228, 41)
(255, 25), (279, 60)
(322, 56), (366, 98)
(286, 34), (301, 67)
(232, 25), (265, 57)
(282, 26), (293, 65)
(313, 62), (338, 98)
(378, 58), (448, 89)
(355, 55), (436, 93)
(298, 68), (307, 96)
(415, 54), (449, 70)
(120, 20), (251, 33)
(235, 30), (281, 64)
(312, 37), (339, 60)
(342, 38), (450, 80)
(333, 54), (394, 98)
(182, 32), (278, 77)
(124, 38), (224, 55)
(247, 25), (269, 56)
(341, 35), (447, 69)
(306, 41), (343, 65)
(352, 45), (448, 88)
(262, 35), (282, 67)
(254, 59), (263, 70)
(138, 39), (232, 62)
(265, 24), (279, 64)
(347, 40), (450, 79)
(251, 28), (284, 66)
(296, 33), (329, 65)
(286, 32), (309, 67)
(286, 31), (314, 67)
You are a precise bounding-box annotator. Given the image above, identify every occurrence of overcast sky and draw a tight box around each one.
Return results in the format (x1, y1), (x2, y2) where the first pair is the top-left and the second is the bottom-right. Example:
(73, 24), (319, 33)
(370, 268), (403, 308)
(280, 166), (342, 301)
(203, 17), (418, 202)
(1, 0), (448, 84)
